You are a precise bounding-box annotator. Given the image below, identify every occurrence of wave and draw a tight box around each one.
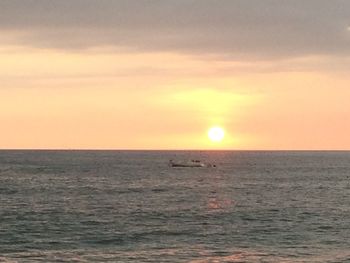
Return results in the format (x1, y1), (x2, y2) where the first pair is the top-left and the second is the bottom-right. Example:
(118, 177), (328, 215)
(2, 248), (350, 262)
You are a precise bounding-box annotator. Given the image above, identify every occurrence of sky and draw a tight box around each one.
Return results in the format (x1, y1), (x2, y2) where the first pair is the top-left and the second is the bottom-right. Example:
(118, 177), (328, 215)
(1, 0), (350, 150)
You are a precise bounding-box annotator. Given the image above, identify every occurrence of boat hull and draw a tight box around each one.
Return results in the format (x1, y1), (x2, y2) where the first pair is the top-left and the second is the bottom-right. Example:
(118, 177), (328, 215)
(169, 160), (215, 168)
(170, 163), (205, 168)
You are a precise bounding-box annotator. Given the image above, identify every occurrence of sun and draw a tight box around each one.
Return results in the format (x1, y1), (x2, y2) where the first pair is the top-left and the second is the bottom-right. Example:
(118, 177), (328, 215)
(208, 126), (225, 142)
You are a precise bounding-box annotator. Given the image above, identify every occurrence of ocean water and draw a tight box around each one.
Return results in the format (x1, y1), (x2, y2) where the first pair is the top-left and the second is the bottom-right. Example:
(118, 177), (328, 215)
(0, 150), (349, 262)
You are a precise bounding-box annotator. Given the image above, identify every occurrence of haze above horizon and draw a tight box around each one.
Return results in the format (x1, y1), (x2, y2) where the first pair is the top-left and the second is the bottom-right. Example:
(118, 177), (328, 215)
(1, 0), (350, 150)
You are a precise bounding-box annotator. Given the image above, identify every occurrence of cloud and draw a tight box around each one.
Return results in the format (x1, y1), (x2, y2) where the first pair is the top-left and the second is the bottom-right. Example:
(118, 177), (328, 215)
(0, 0), (350, 59)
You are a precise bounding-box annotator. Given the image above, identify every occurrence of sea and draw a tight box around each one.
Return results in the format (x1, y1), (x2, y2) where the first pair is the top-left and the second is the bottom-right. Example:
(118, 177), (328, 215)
(0, 150), (349, 262)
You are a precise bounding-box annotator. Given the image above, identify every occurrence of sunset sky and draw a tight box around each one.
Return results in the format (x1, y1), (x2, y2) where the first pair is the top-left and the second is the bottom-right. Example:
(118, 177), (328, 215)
(1, 0), (350, 150)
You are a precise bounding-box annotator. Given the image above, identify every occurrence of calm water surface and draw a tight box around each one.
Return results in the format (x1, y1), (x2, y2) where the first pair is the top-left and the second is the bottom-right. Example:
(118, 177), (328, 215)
(0, 151), (349, 262)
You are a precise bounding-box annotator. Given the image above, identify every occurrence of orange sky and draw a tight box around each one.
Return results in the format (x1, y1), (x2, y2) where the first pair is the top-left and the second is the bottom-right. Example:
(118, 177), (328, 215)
(1, 46), (350, 150)
(1, 1), (350, 150)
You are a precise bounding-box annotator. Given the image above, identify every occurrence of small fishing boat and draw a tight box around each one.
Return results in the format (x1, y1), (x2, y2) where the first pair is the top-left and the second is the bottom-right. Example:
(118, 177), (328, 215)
(169, 159), (216, 168)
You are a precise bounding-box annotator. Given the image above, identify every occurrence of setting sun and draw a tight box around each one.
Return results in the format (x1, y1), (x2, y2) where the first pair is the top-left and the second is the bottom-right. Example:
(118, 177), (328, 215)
(208, 126), (225, 142)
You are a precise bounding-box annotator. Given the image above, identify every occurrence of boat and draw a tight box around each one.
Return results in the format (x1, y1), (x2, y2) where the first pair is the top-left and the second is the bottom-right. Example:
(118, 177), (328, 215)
(169, 159), (216, 168)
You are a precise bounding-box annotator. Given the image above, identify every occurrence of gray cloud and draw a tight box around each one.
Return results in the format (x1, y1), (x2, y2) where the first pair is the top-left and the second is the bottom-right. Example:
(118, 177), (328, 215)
(1, 0), (350, 59)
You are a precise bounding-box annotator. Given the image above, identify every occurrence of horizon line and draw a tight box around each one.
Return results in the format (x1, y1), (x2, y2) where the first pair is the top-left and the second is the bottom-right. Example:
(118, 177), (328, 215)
(0, 148), (350, 152)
